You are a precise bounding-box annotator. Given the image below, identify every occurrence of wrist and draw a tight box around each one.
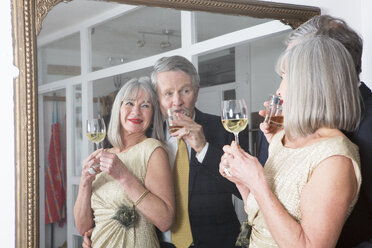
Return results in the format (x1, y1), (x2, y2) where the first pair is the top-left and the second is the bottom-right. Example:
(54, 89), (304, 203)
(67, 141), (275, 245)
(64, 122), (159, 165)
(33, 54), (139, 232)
(80, 177), (94, 188)
(118, 172), (134, 187)
(78, 180), (93, 196)
(195, 141), (207, 154)
(249, 175), (269, 197)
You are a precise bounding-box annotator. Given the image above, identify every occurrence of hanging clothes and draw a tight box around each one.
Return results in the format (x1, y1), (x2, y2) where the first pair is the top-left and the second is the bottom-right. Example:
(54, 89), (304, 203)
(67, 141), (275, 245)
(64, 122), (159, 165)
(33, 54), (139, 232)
(45, 97), (66, 226)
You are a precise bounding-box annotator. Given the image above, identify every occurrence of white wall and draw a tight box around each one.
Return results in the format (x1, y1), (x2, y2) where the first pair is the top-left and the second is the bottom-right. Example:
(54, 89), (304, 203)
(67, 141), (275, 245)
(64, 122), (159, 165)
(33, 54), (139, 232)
(1, 1), (372, 247)
(361, 0), (372, 84)
(249, 32), (288, 111)
(270, 0), (372, 89)
(272, 0), (362, 29)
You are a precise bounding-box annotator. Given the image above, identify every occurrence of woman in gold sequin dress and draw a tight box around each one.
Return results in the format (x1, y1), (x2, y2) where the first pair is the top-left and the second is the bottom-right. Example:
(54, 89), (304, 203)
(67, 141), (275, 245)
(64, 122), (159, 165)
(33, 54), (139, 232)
(74, 77), (175, 248)
(219, 36), (362, 248)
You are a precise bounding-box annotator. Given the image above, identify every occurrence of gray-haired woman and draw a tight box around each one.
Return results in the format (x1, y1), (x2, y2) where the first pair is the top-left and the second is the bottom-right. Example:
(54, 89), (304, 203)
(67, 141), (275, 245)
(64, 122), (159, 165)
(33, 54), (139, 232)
(220, 36), (362, 248)
(74, 77), (175, 248)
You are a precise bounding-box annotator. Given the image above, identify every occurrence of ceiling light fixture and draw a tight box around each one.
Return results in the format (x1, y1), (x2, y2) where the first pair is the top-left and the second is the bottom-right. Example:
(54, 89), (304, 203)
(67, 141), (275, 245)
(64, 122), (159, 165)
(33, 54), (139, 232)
(108, 56), (125, 65)
(160, 38), (171, 49)
(160, 30), (171, 49)
(136, 34), (145, 48)
(137, 29), (178, 49)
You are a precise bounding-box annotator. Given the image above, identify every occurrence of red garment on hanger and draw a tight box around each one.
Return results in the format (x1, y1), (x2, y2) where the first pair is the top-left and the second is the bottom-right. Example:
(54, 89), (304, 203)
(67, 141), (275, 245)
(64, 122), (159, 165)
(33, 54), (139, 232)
(45, 122), (66, 225)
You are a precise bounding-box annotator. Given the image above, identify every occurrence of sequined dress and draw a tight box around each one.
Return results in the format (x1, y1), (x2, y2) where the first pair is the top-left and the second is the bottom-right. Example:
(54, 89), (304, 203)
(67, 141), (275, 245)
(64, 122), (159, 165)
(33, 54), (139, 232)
(90, 138), (163, 248)
(245, 130), (361, 248)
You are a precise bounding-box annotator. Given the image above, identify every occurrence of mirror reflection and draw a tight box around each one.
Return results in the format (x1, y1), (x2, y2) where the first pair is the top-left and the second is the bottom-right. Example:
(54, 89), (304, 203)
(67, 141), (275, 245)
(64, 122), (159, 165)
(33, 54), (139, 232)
(38, 0), (291, 247)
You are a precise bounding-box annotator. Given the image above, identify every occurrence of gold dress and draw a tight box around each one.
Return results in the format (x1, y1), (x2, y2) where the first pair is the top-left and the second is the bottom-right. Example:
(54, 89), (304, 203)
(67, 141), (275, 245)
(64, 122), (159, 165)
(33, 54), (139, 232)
(90, 138), (163, 248)
(245, 130), (361, 248)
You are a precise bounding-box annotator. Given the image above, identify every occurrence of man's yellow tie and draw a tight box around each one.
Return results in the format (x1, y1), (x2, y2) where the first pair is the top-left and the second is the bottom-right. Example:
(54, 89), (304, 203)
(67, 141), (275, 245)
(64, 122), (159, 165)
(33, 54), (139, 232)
(171, 138), (193, 248)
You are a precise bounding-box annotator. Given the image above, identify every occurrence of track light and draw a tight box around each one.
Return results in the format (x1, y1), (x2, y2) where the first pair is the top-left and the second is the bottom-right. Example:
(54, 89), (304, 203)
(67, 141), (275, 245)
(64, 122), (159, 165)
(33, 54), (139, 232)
(160, 33), (171, 49)
(136, 29), (177, 49)
(136, 34), (145, 47)
(160, 41), (171, 49)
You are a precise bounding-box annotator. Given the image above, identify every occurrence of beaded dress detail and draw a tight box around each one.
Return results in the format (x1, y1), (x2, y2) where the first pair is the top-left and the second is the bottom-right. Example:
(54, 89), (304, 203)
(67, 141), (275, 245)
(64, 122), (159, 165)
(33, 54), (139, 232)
(245, 130), (361, 247)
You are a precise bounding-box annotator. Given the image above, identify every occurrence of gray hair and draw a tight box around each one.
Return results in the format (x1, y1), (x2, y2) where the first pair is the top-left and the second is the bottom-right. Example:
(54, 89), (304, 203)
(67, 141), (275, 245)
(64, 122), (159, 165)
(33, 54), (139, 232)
(287, 15), (363, 78)
(107, 77), (164, 148)
(151, 55), (200, 92)
(277, 36), (361, 140)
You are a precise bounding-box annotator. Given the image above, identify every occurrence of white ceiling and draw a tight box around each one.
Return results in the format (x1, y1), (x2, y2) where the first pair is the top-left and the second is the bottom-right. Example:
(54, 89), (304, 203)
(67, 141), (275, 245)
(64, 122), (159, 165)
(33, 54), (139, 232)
(39, 0), (120, 38)
(37, 0), (290, 100)
(38, 0), (273, 68)
(39, 0), (270, 43)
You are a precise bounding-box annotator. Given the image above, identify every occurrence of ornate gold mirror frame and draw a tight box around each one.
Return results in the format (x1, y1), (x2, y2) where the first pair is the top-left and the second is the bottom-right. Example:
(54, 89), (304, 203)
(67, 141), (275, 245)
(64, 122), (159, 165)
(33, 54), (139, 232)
(11, 0), (320, 247)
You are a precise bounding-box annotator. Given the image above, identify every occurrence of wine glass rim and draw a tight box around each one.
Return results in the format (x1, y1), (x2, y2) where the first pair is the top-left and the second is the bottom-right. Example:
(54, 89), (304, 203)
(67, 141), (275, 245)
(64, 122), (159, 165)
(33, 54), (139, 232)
(222, 98), (246, 102)
(86, 118), (106, 129)
(88, 117), (104, 120)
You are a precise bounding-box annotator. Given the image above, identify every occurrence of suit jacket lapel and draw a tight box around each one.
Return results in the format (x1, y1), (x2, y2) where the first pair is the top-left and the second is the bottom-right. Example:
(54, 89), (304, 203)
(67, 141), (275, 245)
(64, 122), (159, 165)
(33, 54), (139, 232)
(360, 82), (372, 102)
(188, 109), (203, 200)
(360, 82), (372, 116)
(345, 82), (372, 139)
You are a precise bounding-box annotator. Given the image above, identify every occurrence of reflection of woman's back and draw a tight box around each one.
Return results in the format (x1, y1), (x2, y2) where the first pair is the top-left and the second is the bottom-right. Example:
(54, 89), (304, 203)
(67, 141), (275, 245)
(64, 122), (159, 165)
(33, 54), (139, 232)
(91, 138), (162, 248)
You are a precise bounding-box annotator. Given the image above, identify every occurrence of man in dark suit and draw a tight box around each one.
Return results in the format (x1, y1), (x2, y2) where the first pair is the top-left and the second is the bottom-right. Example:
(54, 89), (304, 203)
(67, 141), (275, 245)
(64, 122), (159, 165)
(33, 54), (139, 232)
(339, 82), (372, 248)
(257, 15), (372, 247)
(151, 55), (245, 248)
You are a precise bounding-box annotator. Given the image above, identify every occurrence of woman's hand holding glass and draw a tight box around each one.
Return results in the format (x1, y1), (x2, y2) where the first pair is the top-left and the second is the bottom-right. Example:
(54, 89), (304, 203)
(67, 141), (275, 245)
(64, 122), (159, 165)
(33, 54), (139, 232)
(219, 141), (266, 193)
(82, 148), (131, 181)
(98, 150), (131, 182)
(82, 149), (103, 180)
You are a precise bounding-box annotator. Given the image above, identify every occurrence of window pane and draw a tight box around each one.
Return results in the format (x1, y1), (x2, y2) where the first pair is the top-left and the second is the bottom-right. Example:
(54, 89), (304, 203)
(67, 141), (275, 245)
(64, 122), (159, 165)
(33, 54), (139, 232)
(38, 33), (81, 84)
(73, 235), (83, 247)
(91, 7), (181, 71)
(198, 48), (235, 88)
(73, 85), (83, 177)
(195, 11), (271, 42)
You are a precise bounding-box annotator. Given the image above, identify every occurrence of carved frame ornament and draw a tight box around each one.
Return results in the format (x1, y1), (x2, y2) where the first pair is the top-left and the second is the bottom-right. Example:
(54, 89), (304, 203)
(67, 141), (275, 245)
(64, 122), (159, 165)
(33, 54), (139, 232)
(12, 0), (319, 247)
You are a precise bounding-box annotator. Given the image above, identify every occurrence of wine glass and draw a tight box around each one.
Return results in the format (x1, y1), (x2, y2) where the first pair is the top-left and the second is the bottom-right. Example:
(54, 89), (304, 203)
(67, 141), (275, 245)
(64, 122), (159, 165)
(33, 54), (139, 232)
(86, 118), (106, 149)
(86, 118), (106, 174)
(264, 94), (284, 127)
(166, 108), (189, 134)
(221, 99), (248, 147)
(167, 109), (182, 134)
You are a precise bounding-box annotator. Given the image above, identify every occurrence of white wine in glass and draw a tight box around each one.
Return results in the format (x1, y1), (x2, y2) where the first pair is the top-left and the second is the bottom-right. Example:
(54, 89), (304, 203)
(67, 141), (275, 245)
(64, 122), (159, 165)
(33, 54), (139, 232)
(86, 132), (106, 144)
(86, 118), (106, 174)
(86, 118), (106, 149)
(221, 99), (248, 146)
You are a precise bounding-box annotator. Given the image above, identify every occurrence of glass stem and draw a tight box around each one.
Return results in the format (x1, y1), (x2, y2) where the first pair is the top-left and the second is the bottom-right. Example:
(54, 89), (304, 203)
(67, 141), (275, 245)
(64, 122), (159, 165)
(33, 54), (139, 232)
(234, 133), (239, 146)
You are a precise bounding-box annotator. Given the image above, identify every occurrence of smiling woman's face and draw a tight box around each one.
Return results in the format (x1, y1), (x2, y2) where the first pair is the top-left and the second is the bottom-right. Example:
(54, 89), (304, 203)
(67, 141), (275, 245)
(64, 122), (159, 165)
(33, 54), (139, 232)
(120, 89), (153, 135)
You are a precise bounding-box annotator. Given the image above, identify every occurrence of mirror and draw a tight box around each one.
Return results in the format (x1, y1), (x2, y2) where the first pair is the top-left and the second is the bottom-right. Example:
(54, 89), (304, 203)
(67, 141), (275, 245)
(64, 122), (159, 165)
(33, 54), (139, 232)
(12, 0), (320, 247)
